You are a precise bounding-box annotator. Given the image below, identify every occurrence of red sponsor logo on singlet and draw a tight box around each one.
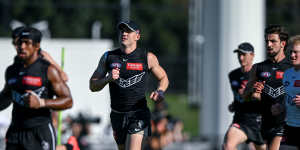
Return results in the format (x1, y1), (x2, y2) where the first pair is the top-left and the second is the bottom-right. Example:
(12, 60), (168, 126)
(294, 80), (300, 87)
(276, 71), (284, 79)
(126, 63), (143, 71)
(22, 76), (42, 86)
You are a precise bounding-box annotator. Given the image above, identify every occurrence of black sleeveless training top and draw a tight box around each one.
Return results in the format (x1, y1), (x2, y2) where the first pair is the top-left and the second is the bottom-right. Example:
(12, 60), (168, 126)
(6, 57), (55, 128)
(106, 48), (149, 112)
(229, 67), (261, 113)
(255, 57), (291, 128)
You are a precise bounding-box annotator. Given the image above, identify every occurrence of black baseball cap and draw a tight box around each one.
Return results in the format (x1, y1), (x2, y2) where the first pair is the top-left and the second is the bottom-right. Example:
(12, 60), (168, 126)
(117, 20), (140, 33)
(18, 27), (42, 44)
(12, 26), (26, 39)
(234, 42), (254, 53)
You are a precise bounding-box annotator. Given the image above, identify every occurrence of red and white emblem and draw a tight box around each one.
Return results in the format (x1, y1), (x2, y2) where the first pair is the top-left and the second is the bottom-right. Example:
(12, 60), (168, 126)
(126, 63), (143, 71)
(22, 76), (42, 86)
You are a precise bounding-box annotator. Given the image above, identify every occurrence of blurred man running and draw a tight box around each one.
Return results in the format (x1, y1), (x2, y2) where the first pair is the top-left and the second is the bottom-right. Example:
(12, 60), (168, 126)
(224, 42), (266, 150)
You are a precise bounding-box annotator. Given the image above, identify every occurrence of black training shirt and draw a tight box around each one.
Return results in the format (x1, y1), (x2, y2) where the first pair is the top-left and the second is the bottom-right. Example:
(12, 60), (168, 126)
(6, 57), (55, 128)
(229, 67), (261, 113)
(105, 48), (149, 112)
(229, 67), (262, 126)
(255, 57), (291, 128)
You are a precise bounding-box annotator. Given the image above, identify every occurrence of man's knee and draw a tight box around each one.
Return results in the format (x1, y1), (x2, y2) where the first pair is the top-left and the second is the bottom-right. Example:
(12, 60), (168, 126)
(255, 144), (267, 150)
(118, 144), (125, 150)
(223, 142), (237, 150)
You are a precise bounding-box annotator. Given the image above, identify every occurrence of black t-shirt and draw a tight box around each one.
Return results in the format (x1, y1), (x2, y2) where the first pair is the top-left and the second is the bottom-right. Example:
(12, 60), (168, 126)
(255, 57), (292, 128)
(106, 48), (149, 112)
(229, 67), (261, 125)
(6, 57), (55, 128)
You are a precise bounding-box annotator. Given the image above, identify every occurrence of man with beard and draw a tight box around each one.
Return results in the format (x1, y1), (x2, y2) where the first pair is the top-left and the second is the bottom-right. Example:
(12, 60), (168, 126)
(11, 26), (69, 82)
(244, 25), (291, 150)
(0, 27), (73, 150)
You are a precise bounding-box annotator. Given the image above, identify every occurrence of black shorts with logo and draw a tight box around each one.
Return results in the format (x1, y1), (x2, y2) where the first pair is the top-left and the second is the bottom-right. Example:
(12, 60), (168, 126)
(110, 108), (151, 145)
(261, 124), (284, 144)
(229, 123), (265, 145)
(5, 123), (56, 150)
(230, 113), (264, 145)
(281, 124), (300, 149)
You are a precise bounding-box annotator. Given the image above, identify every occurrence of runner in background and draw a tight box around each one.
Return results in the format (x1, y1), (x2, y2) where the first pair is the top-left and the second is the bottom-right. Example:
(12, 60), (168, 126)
(244, 24), (291, 150)
(223, 42), (266, 150)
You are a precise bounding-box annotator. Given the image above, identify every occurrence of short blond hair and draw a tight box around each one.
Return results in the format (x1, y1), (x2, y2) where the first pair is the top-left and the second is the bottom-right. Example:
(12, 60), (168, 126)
(289, 35), (300, 46)
(286, 35), (300, 57)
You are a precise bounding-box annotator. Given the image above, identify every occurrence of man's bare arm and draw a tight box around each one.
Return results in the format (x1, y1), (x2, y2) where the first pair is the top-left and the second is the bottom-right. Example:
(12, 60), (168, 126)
(33, 65), (73, 110)
(243, 64), (262, 101)
(148, 52), (169, 101)
(148, 52), (169, 91)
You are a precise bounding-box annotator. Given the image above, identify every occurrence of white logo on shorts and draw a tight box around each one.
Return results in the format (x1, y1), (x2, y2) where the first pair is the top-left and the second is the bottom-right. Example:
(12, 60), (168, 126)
(41, 140), (50, 150)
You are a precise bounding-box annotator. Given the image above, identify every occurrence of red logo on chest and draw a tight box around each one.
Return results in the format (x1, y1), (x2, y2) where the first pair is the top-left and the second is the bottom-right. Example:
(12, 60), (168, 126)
(126, 63), (143, 71)
(294, 80), (300, 87)
(275, 71), (284, 79)
(22, 76), (42, 86)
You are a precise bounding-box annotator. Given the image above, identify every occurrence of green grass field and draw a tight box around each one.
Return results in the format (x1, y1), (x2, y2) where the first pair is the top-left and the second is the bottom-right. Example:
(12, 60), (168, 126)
(147, 93), (199, 137)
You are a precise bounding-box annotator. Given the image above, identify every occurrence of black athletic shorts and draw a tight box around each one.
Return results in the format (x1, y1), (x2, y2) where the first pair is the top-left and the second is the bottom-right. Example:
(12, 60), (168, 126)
(261, 124), (284, 144)
(281, 124), (300, 149)
(229, 113), (264, 145)
(5, 123), (56, 150)
(110, 108), (151, 145)
(229, 122), (265, 145)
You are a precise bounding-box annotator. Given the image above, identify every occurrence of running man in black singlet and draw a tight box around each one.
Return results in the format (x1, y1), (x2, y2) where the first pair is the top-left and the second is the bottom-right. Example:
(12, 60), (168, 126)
(12, 26), (74, 150)
(244, 25), (291, 150)
(0, 27), (73, 150)
(90, 20), (169, 150)
(223, 43), (266, 150)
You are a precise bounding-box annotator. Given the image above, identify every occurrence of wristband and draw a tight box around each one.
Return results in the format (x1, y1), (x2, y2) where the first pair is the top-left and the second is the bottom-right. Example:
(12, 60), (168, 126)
(39, 98), (46, 107)
(156, 90), (165, 101)
(105, 73), (114, 82)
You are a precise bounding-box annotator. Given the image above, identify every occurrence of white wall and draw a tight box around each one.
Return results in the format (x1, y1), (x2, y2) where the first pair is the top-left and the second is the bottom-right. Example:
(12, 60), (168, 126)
(0, 38), (113, 136)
